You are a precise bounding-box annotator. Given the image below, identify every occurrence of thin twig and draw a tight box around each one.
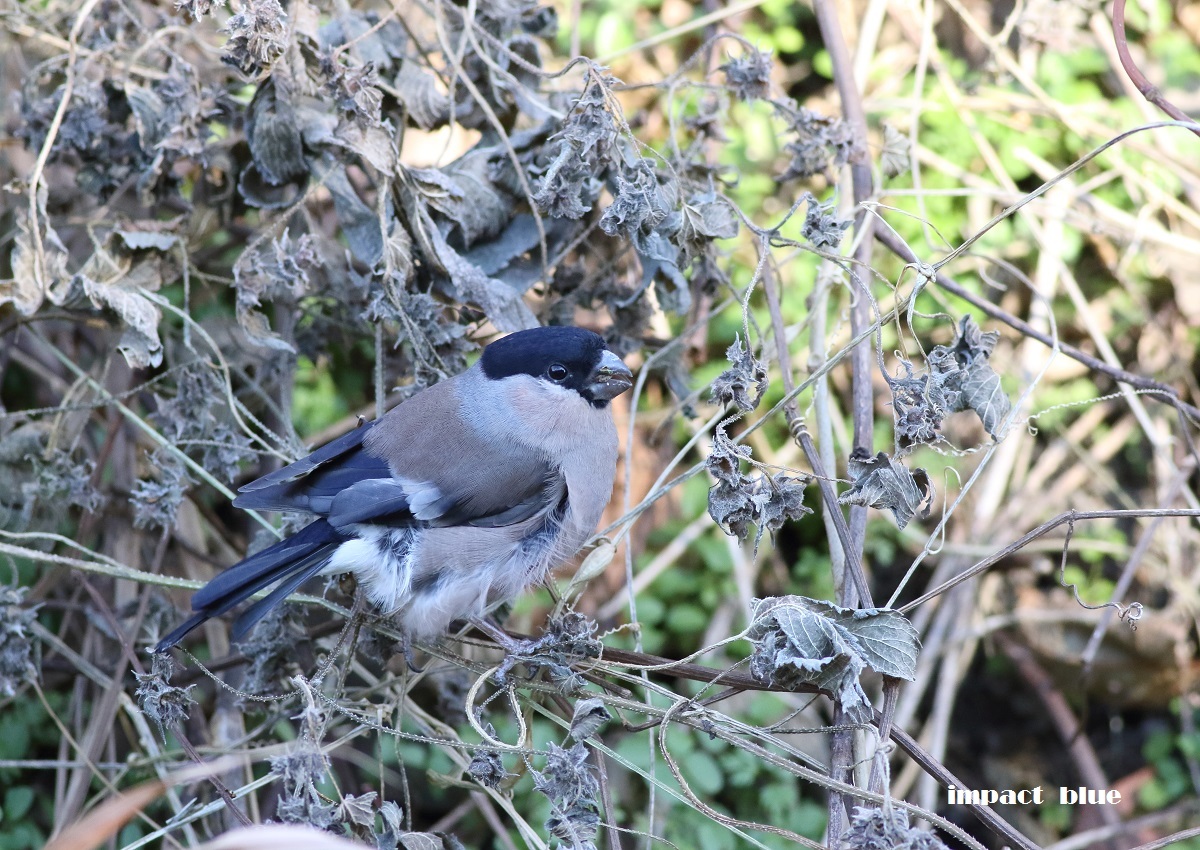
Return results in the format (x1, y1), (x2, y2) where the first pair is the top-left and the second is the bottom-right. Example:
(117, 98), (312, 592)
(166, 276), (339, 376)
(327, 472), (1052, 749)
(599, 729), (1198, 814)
(811, 0), (880, 834)
(898, 508), (1200, 614)
(1110, 0), (1200, 138)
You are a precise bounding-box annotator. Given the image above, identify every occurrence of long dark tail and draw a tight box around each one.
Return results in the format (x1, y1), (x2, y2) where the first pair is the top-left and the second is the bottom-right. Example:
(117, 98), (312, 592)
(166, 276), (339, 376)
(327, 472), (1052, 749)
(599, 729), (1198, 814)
(154, 519), (348, 652)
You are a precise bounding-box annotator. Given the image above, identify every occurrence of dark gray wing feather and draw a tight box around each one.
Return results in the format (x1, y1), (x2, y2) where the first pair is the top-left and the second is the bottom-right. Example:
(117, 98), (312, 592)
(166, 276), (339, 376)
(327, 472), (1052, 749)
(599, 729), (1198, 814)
(234, 422), (390, 514)
(438, 473), (565, 528)
(327, 479), (417, 529)
(231, 411), (560, 530)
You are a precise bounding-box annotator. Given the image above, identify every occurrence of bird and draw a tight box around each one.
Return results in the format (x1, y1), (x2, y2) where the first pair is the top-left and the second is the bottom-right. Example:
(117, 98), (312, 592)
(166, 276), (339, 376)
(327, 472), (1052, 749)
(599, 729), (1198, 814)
(154, 325), (633, 653)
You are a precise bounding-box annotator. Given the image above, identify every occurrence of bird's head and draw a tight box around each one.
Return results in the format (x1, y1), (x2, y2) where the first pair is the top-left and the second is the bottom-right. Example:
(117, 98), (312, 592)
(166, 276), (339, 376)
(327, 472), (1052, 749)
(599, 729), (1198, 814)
(479, 326), (633, 408)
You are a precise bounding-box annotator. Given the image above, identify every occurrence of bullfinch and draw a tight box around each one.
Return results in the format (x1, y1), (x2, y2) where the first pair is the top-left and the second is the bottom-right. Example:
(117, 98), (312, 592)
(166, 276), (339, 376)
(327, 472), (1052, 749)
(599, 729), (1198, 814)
(154, 326), (633, 652)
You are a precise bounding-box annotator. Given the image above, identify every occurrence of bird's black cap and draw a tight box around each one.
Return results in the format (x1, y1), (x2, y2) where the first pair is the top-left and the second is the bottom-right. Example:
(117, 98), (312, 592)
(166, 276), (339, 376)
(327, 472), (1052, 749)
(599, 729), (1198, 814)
(480, 326), (618, 406)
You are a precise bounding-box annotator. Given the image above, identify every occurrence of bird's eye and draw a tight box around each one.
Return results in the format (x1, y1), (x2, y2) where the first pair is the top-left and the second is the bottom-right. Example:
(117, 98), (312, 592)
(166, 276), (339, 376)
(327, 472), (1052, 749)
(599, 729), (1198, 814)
(547, 363), (569, 382)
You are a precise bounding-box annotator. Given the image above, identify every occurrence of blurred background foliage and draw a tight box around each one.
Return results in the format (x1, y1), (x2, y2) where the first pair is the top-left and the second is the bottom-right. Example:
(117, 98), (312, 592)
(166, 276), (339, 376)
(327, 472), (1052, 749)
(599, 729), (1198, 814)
(2, 0), (1200, 849)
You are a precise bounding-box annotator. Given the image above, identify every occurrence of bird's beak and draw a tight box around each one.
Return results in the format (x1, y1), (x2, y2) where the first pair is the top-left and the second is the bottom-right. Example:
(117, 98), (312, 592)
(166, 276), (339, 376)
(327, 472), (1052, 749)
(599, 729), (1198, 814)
(588, 350), (633, 401)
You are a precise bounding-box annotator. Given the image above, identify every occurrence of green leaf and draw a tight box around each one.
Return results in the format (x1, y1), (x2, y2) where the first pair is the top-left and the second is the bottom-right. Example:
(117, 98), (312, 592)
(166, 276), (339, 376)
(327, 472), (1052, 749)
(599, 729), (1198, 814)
(668, 603), (710, 636)
(3, 788), (33, 822)
(680, 749), (723, 796)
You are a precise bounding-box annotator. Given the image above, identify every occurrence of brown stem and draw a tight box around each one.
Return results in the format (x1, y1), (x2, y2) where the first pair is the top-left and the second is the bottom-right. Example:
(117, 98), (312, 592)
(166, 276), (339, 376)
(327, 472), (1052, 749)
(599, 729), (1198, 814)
(169, 721), (253, 828)
(1111, 0), (1200, 138)
(761, 263), (874, 607)
(883, 717), (1041, 850)
(810, 2), (878, 568)
(899, 508), (1200, 614)
(868, 678), (900, 794)
(600, 647), (1039, 850)
(812, 0), (879, 831)
(592, 745), (623, 850)
(194, 629), (1042, 850)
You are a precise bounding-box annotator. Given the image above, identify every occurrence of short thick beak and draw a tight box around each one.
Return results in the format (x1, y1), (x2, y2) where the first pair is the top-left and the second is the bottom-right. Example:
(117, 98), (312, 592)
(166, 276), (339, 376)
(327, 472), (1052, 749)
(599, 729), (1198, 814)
(588, 350), (633, 401)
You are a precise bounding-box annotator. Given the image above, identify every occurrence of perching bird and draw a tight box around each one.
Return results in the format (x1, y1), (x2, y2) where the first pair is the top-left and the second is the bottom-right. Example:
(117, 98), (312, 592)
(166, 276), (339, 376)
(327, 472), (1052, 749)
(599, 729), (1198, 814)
(154, 326), (632, 653)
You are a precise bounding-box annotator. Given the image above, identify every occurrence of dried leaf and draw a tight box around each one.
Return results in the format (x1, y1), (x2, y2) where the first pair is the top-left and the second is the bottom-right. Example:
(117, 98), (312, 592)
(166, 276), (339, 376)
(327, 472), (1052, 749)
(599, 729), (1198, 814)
(246, 83), (307, 186)
(708, 469), (812, 553)
(66, 254), (165, 369)
(639, 228), (690, 313)
(711, 335), (768, 412)
(928, 315), (1011, 439)
(338, 791), (378, 827)
(428, 150), (510, 247)
(801, 192), (851, 250)
(706, 428), (753, 487)
(174, 0), (226, 22)
(781, 107), (857, 181)
(117, 230), (178, 251)
(881, 124), (911, 178)
(564, 539), (615, 598)
(1, 218), (53, 315)
(325, 164), (387, 267)
(532, 78), (615, 220)
(560, 77), (617, 156)
(569, 697), (611, 741)
(134, 652), (194, 739)
(887, 362), (955, 447)
(336, 122), (395, 176)
(235, 304), (296, 352)
(320, 11), (406, 70)
(462, 213), (541, 276)
(534, 742), (600, 850)
(324, 59), (383, 128)
(842, 806), (949, 850)
(238, 165), (305, 209)
(418, 206), (537, 332)
(222, 0), (288, 76)
(467, 747), (508, 789)
(599, 158), (670, 237)
(532, 141), (597, 220)
(720, 49), (773, 101)
(838, 449), (933, 530)
(706, 426), (811, 552)
(0, 586), (39, 698)
(393, 60), (451, 130)
(678, 189), (739, 261)
(748, 596), (920, 723)
(399, 834), (462, 850)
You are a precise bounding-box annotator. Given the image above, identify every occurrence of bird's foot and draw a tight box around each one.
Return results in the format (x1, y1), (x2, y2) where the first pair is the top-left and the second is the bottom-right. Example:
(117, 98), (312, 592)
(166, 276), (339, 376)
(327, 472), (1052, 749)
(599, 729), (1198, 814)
(400, 631), (424, 674)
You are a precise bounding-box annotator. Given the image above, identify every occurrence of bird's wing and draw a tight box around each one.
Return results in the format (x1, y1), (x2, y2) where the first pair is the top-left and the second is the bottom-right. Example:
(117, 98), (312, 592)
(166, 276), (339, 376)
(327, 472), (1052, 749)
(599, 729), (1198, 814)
(234, 422), (390, 515)
(233, 376), (564, 532)
(322, 469), (561, 531)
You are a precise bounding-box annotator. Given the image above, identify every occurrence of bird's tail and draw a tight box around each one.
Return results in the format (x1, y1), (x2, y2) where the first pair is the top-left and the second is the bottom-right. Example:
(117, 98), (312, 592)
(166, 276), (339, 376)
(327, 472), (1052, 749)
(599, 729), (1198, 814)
(154, 519), (348, 652)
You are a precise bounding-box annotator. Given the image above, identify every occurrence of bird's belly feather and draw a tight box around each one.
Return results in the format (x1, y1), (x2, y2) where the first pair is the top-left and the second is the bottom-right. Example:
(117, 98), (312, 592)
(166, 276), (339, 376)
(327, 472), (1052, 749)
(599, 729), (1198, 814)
(323, 519), (568, 639)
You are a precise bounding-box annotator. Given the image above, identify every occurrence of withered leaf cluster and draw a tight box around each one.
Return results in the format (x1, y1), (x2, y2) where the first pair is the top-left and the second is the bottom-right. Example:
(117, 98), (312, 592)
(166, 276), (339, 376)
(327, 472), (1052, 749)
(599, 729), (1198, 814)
(8, 0), (749, 388)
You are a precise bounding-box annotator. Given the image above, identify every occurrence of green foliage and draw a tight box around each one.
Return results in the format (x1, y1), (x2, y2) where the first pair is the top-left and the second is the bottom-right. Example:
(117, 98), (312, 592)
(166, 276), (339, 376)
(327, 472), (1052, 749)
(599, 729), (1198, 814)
(613, 721), (827, 848)
(0, 695), (64, 849)
(1139, 708), (1200, 821)
(292, 356), (352, 434)
(1060, 565), (1114, 604)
